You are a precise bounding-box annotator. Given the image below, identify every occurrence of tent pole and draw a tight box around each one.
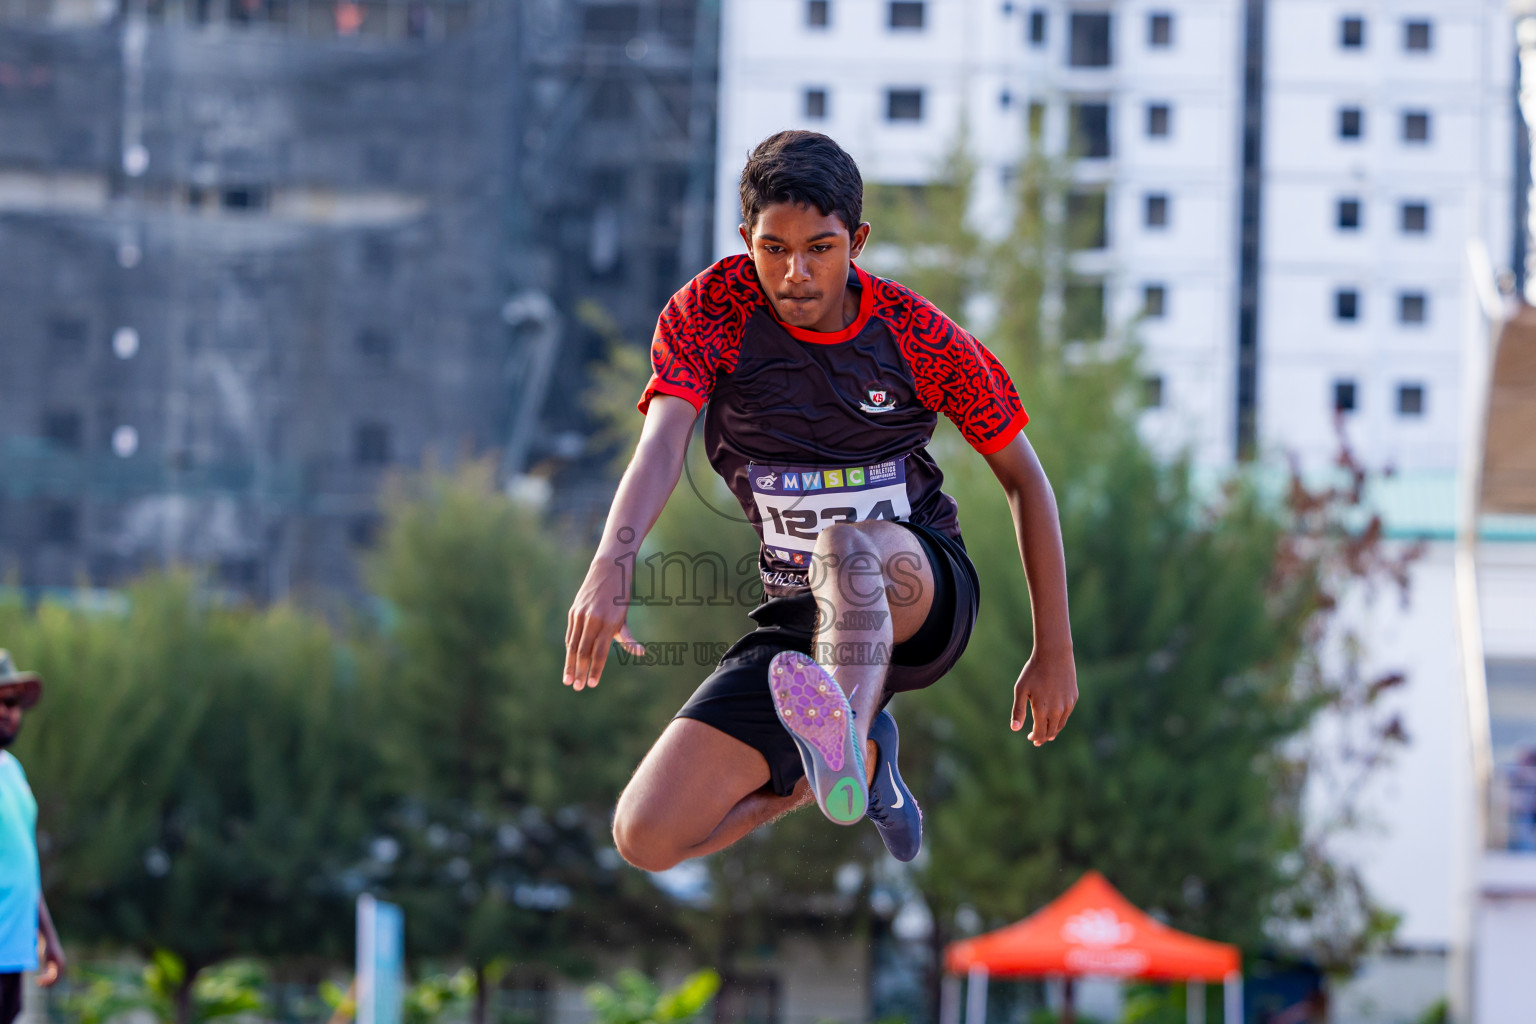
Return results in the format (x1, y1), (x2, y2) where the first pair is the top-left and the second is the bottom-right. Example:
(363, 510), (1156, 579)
(1062, 976), (1075, 1024)
(1187, 980), (1206, 1024)
(940, 974), (961, 1024)
(965, 965), (988, 1024)
(1223, 972), (1242, 1024)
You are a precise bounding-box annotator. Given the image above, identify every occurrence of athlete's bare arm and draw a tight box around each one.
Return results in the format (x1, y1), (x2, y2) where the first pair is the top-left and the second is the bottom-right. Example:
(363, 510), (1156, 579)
(564, 393), (698, 691)
(983, 432), (1078, 746)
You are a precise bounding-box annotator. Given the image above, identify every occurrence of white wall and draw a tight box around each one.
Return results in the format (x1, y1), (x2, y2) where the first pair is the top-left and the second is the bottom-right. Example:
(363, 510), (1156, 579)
(1306, 543), (1471, 951)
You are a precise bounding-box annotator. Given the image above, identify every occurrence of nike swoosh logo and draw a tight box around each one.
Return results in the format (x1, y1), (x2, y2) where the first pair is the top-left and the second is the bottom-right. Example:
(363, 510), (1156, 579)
(888, 763), (904, 808)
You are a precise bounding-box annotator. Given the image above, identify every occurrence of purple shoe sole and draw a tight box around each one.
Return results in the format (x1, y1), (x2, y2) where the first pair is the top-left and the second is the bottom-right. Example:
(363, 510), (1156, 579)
(768, 651), (867, 825)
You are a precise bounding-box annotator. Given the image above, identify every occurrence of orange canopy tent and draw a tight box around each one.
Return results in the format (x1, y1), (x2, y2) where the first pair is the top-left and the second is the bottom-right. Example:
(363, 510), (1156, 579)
(941, 872), (1242, 1024)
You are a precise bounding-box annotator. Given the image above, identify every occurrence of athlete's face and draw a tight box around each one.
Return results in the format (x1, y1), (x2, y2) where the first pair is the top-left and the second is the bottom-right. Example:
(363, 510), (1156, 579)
(740, 202), (871, 333)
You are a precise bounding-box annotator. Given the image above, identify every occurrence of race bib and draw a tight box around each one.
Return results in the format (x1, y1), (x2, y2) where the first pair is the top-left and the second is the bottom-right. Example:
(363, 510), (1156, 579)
(748, 459), (911, 562)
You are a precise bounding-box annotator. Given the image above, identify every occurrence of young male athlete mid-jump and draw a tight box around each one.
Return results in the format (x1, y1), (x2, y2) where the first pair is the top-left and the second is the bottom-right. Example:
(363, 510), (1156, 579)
(563, 131), (1077, 867)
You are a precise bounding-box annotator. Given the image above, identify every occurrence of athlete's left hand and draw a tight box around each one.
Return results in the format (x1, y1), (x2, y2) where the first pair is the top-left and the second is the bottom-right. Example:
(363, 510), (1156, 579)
(1011, 647), (1077, 746)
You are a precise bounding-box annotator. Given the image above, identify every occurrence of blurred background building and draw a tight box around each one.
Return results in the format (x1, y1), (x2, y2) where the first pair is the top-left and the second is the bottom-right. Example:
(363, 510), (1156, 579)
(716, 0), (1516, 474)
(0, 0), (717, 600)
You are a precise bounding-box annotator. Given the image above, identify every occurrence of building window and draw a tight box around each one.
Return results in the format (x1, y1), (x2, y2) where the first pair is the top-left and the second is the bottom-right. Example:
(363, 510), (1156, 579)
(1339, 107), (1363, 139)
(363, 236), (395, 278)
(1028, 7), (1046, 45)
(1146, 102), (1170, 137)
(1340, 15), (1364, 48)
(1069, 102), (1111, 158)
(1144, 193), (1169, 228)
(886, 88), (924, 121)
(355, 422), (391, 466)
(590, 79), (634, 121)
(1401, 202), (1429, 234)
(1335, 288), (1359, 321)
(348, 514), (382, 548)
(889, 1), (924, 29)
(1334, 379), (1358, 413)
(583, 4), (641, 42)
(357, 328), (393, 364)
(1068, 12), (1112, 67)
(1063, 280), (1106, 340)
(806, 0), (829, 27)
(41, 410), (83, 450)
(1403, 110), (1430, 142)
(1399, 291), (1427, 323)
(1398, 383), (1425, 416)
(1143, 284), (1167, 318)
(1142, 374), (1165, 408)
(1337, 198), (1361, 230)
(1404, 19), (1432, 52)
(221, 186), (267, 211)
(41, 502), (78, 545)
(1066, 190), (1108, 250)
(804, 88), (828, 119)
(48, 316), (89, 350)
(1148, 12), (1172, 47)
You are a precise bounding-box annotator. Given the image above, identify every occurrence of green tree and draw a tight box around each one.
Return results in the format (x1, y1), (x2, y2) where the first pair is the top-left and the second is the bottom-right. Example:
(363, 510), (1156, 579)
(3, 576), (378, 1023)
(365, 461), (686, 1019)
(586, 968), (720, 1024)
(863, 150), (1410, 1013)
(69, 952), (266, 1024)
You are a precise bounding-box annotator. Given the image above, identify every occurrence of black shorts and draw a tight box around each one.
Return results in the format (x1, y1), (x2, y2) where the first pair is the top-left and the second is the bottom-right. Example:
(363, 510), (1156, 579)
(1, 972), (20, 1024)
(674, 521), (980, 797)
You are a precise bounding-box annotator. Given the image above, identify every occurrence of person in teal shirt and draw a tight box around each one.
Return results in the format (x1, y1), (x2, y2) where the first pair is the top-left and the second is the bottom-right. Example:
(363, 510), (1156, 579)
(0, 651), (64, 1024)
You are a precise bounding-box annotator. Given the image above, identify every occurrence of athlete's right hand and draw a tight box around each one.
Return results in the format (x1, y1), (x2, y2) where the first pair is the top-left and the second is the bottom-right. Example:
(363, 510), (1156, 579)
(564, 562), (646, 691)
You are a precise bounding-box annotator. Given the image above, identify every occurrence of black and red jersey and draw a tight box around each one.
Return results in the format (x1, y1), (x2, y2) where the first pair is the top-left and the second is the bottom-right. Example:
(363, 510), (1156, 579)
(639, 254), (1027, 597)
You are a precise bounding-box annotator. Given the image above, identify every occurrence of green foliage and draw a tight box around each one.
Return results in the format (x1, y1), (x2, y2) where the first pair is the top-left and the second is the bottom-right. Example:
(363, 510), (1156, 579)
(67, 953), (266, 1024)
(402, 968), (477, 1024)
(1121, 983), (1189, 1024)
(1413, 997), (1449, 1024)
(866, 147), (1405, 973)
(585, 969), (720, 1024)
(365, 460), (686, 973)
(5, 575), (376, 974)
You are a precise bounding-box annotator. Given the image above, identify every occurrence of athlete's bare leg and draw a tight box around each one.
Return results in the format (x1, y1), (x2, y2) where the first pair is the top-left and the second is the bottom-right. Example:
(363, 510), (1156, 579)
(808, 521), (935, 754)
(612, 719), (808, 871)
(612, 524), (934, 870)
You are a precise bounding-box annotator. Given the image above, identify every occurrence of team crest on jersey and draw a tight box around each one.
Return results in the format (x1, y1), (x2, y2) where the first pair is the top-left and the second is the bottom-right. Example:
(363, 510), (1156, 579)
(860, 383), (898, 414)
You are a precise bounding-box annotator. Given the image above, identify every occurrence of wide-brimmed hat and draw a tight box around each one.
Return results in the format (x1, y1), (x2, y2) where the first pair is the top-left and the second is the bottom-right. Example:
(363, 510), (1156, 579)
(0, 650), (42, 709)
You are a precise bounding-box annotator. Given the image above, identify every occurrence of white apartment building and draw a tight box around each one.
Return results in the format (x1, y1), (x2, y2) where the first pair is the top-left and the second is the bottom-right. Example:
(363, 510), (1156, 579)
(716, 0), (1246, 466)
(714, 0), (1516, 472)
(1261, 1), (1517, 475)
(717, 2), (1533, 1021)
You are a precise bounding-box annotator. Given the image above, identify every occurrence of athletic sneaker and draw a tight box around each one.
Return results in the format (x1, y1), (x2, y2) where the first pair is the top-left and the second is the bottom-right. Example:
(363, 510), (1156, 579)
(866, 709), (922, 862)
(768, 650), (867, 826)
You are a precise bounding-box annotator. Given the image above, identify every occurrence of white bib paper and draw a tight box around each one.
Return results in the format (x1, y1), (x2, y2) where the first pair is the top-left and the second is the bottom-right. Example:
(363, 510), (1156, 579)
(748, 458), (911, 563)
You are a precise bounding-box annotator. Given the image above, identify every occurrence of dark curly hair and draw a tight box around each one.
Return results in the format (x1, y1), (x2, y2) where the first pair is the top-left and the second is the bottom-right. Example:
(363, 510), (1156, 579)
(738, 131), (864, 237)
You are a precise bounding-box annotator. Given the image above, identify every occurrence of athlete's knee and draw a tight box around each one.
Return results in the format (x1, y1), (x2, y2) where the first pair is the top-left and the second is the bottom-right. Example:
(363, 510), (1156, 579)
(611, 803), (685, 873)
(813, 521), (877, 560)
(812, 523), (907, 607)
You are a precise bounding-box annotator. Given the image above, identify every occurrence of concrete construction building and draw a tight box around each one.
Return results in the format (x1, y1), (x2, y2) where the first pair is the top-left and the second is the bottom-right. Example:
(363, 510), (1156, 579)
(718, 1), (1535, 1022)
(0, 0), (719, 598)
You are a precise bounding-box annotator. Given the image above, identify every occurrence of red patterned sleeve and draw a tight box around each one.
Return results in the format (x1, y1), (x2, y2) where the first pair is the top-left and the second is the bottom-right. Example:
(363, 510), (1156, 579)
(638, 256), (759, 415)
(879, 280), (1029, 454)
